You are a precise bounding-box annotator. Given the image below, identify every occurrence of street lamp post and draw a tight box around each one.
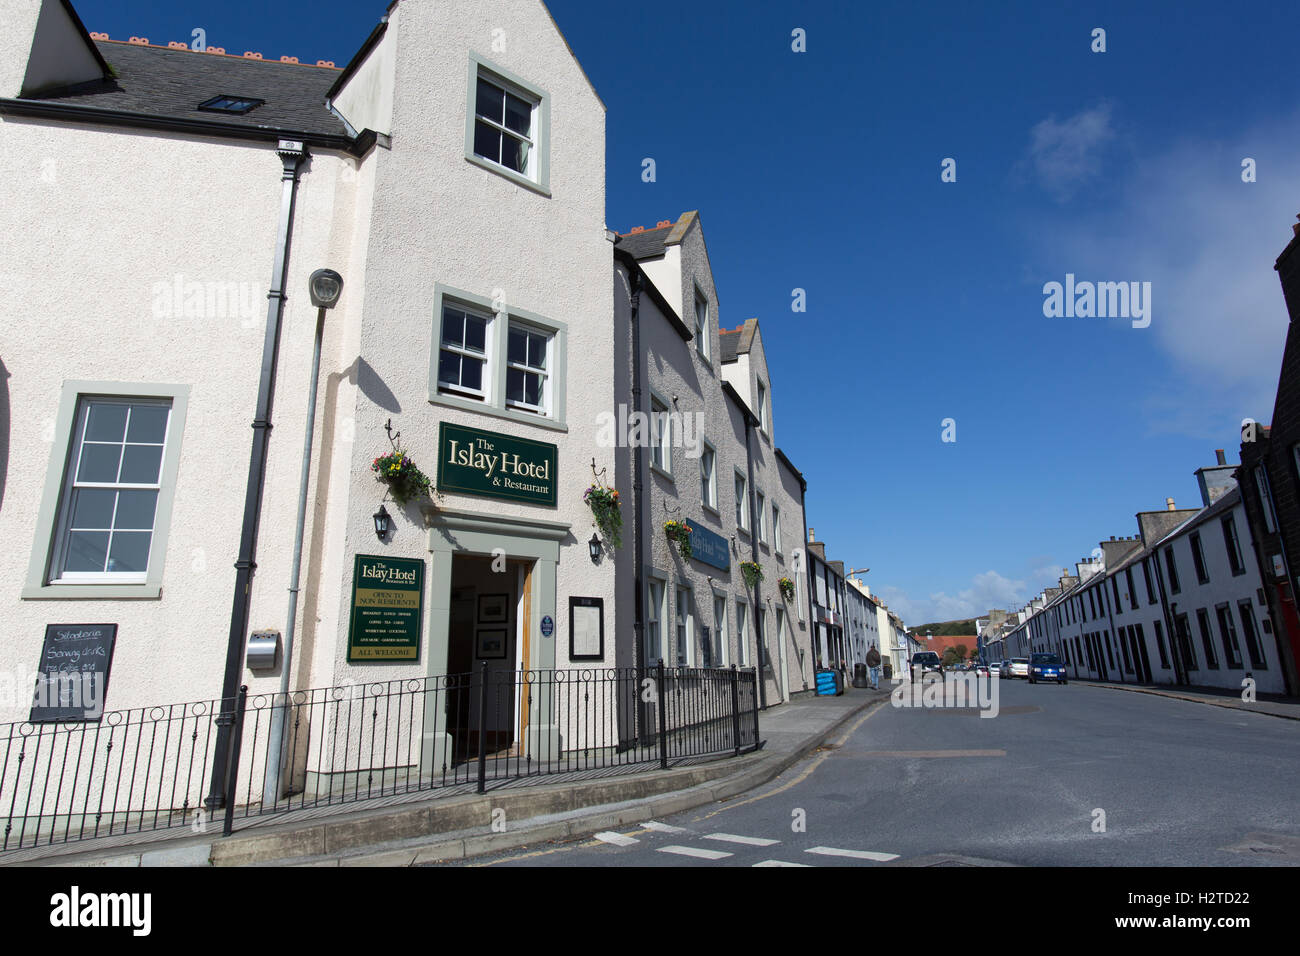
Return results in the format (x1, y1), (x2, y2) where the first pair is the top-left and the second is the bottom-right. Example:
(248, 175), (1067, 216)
(262, 269), (343, 809)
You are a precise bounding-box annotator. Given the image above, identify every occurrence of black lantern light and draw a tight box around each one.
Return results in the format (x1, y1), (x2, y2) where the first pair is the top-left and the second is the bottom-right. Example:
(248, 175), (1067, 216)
(308, 268), (344, 309)
(588, 532), (602, 564)
(373, 504), (392, 541)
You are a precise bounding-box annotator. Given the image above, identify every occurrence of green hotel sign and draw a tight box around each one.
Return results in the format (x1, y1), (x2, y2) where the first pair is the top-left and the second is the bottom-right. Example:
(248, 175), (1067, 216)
(347, 554), (424, 662)
(437, 422), (557, 506)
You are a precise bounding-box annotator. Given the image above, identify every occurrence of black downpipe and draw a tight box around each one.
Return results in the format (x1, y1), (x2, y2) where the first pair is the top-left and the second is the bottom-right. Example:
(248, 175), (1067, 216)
(798, 482), (812, 687)
(628, 267), (649, 745)
(743, 415), (767, 709)
(207, 142), (309, 810)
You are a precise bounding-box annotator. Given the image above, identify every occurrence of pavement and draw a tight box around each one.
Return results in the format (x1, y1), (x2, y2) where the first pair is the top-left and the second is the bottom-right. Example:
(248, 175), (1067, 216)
(1080, 678), (1300, 720)
(5, 684), (891, 868)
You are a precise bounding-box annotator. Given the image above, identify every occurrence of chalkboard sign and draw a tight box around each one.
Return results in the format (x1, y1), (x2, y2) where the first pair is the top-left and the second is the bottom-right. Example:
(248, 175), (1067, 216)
(30, 623), (117, 722)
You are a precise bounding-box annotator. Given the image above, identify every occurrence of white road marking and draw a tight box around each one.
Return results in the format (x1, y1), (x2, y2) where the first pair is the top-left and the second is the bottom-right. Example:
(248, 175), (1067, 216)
(804, 846), (899, 862)
(753, 859), (810, 867)
(657, 845), (732, 860)
(594, 831), (639, 847)
(705, 833), (781, 847)
(644, 821), (689, 834)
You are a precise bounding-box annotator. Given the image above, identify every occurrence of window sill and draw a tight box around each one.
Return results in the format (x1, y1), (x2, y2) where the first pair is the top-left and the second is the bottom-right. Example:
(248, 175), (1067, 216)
(464, 153), (551, 197)
(24, 582), (162, 600)
(701, 502), (720, 519)
(430, 391), (567, 432)
(650, 463), (674, 483)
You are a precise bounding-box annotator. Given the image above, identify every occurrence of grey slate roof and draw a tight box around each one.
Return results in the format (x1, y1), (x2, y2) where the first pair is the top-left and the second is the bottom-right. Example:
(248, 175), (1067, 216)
(613, 226), (670, 260)
(719, 317), (757, 362)
(25, 40), (347, 138)
(720, 330), (740, 363)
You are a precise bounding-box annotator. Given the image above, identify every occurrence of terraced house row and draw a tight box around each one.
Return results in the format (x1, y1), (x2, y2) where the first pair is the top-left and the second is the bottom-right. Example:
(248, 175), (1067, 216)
(983, 216), (1300, 698)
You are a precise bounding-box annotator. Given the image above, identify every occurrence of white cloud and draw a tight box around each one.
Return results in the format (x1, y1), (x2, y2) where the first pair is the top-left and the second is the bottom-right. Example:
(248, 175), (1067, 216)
(878, 570), (1028, 626)
(1023, 103), (1116, 200)
(1029, 110), (1300, 431)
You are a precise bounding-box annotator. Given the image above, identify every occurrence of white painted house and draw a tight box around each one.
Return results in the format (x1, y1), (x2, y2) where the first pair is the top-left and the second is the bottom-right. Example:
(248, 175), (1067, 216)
(1, 0), (618, 785)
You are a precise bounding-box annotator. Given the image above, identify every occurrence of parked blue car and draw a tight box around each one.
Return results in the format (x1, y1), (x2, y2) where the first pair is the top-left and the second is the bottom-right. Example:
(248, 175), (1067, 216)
(1027, 652), (1067, 684)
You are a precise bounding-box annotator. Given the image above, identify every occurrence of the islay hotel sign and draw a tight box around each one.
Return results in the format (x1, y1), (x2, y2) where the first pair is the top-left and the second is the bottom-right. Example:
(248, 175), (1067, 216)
(437, 422), (557, 506)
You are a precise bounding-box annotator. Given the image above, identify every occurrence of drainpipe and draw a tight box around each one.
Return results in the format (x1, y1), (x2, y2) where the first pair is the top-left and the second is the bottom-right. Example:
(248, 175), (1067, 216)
(207, 140), (309, 811)
(743, 412), (767, 709)
(627, 266), (649, 743)
(797, 482), (810, 690)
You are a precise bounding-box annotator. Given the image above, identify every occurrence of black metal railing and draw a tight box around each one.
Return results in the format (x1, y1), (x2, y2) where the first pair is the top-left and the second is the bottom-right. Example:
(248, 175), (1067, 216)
(1, 663), (759, 853)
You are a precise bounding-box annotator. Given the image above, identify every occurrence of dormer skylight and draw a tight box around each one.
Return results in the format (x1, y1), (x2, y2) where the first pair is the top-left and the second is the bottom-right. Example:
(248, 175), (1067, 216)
(198, 95), (264, 114)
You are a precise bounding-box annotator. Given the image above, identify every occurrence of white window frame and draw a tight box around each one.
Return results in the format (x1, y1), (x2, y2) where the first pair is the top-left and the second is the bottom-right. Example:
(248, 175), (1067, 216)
(25, 382), (189, 600)
(645, 577), (666, 667)
(504, 320), (551, 416)
(675, 584), (694, 667)
(772, 504), (783, 555)
(736, 599), (750, 667)
(735, 468), (749, 534)
(694, 285), (710, 363)
(712, 590), (730, 667)
(464, 52), (551, 196)
(429, 283), (567, 431)
(650, 391), (673, 478)
(437, 300), (494, 402)
(775, 607), (787, 671)
(756, 378), (768, 434)
(756, 490), (767, 544)
(699, 439), (718, 512)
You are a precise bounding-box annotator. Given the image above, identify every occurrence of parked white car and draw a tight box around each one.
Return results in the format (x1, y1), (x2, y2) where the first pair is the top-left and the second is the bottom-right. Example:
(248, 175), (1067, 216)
(1009, 658), (1030, 679)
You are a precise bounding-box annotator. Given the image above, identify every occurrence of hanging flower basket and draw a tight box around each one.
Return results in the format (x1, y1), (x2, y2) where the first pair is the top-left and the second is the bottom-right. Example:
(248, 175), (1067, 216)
(664, 519), (693, 560)
(740, 560), (764, 591)
(372, 445), (431, 506)
(584, 485), (622, 548)
(778, 576), (796, 601)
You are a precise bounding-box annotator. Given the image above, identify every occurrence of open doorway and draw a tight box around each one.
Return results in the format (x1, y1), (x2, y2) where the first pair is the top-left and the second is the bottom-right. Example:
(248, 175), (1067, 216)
(445, 554), (532, 761)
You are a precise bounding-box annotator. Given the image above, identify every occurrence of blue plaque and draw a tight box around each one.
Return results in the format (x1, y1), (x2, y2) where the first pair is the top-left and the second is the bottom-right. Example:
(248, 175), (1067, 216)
(688, 520), (730, 571)
(540, 615), (554, 637)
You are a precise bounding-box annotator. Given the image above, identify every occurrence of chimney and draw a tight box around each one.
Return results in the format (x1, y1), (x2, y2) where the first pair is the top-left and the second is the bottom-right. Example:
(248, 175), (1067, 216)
(1166, 497), (1176, 511)
(808, 527), (815, 543)
(1215, 449), (1226, 465)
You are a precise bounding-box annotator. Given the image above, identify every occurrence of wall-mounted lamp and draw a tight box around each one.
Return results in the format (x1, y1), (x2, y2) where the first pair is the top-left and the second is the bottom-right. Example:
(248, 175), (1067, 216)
(308, 268), (344, 309)
(589, 533), (602, 564)
(373, 504), (392, 541)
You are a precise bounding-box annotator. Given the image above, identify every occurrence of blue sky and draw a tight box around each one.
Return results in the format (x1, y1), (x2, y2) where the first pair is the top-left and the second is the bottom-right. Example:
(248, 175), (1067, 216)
(73, 0), (1300, 625)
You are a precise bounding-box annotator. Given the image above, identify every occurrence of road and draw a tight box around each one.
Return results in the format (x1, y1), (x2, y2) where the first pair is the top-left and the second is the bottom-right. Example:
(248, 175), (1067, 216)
(454, 676), (1300, 866)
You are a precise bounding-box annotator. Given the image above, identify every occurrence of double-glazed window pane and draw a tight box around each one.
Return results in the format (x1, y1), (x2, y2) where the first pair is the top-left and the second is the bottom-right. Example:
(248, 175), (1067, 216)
(676, 588), (690, 666)
(700, 447), (715, 507)
(439, 306), (488, 396)
(506, 326), (548, 412)
(59, 399), (169, 578)
(650, 398), (669, 471)
(475, 77), (532, 174)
